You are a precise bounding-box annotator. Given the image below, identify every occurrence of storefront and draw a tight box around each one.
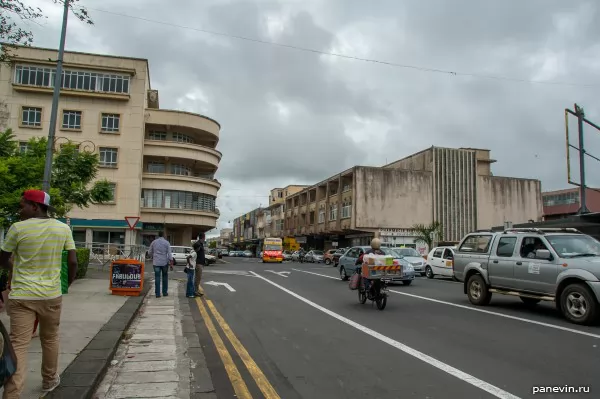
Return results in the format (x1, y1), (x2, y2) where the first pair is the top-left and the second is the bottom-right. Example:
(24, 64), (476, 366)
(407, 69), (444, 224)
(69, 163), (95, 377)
(58, 218), (142, 247)
(379, 228), (428, 255)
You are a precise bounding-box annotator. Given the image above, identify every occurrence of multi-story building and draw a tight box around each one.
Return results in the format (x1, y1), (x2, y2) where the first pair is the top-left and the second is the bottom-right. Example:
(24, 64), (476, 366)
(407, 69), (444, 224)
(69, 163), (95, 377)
(542, 188), (600, 220)
(0, 45), (221, 246)
(218, 228), (233, 248)
(281, 146), (542, 253)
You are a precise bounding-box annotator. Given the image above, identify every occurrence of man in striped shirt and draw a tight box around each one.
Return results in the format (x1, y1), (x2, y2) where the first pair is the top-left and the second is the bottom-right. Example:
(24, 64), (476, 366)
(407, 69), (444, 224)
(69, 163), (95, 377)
(0, 190), (78, 398)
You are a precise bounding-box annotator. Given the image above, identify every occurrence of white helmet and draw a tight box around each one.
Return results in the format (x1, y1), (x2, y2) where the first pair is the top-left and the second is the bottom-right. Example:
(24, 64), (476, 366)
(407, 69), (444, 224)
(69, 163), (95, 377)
(371, 237), (381, 250)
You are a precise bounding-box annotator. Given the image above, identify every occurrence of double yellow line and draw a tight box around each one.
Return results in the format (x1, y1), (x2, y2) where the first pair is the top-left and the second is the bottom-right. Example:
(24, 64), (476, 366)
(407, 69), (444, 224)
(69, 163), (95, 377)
(196, 298), (280, 399)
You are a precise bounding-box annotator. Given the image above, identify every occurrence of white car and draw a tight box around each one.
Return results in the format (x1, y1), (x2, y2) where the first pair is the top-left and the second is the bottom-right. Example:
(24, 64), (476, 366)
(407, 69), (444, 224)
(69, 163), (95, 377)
(205, 253), (216, 265)
(425, 247), (455, 279)
(171, 246), (194, 265)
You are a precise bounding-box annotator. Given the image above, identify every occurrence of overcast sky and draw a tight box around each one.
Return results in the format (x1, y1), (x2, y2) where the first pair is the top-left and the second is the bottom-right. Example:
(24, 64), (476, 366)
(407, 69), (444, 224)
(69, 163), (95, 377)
(23, 0), (600, 235)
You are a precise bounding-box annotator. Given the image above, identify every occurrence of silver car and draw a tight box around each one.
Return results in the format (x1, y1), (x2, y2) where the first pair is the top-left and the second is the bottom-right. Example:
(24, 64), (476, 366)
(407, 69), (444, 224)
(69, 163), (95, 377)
(392, 247), (426, 276)
(337, 246), (416, 285)
(305, 250), (324, 263)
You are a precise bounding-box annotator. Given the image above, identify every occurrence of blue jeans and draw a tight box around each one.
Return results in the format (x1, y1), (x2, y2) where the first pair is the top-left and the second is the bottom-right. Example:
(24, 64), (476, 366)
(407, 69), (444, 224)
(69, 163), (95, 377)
(186, 269), (195, 297)
(154, 265), (169, 297)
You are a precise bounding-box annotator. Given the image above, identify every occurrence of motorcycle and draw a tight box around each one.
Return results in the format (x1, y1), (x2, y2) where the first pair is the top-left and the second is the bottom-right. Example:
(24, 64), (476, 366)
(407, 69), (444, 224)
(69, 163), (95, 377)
(355, 267), (388, 310)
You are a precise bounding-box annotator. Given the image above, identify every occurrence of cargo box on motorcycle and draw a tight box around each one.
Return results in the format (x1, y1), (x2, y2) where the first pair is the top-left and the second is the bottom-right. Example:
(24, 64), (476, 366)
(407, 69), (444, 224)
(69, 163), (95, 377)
(361, 254), (402, 280)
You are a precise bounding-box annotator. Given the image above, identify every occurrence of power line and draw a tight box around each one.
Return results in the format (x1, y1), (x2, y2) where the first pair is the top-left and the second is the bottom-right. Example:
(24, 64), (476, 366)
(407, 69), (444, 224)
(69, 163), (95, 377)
(83, 6), (598, 89)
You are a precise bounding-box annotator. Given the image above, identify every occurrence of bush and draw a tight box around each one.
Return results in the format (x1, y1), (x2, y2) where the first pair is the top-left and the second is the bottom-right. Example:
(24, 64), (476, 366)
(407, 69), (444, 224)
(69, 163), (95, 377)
(76, 248), (90, 279)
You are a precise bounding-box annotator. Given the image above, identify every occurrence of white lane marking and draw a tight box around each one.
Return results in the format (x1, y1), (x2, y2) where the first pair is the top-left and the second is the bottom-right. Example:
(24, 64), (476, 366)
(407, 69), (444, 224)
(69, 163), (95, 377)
(292, 268), (600, 340)
(204, 270), (251, 276)
(205, 281), (236, 292)
(265, 270), (290, 278)
(250, 271), (521, 399)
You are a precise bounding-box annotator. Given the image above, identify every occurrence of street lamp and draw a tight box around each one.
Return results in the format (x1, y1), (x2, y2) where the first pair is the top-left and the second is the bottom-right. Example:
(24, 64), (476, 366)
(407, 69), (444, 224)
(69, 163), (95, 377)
(42, 0), (70, 193)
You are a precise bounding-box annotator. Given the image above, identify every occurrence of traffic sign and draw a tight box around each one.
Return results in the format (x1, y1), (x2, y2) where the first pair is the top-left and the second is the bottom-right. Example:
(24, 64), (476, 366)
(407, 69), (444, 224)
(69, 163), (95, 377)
(125, 216), (140, 230)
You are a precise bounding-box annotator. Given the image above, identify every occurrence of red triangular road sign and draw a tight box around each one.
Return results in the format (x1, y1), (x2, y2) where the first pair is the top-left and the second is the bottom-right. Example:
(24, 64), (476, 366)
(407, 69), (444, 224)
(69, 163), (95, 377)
(125, 216), (140, 229)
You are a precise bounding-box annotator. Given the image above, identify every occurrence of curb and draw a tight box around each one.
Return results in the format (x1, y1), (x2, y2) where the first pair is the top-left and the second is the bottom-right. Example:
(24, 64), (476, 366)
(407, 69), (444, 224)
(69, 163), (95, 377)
(46, 279), (151, 399)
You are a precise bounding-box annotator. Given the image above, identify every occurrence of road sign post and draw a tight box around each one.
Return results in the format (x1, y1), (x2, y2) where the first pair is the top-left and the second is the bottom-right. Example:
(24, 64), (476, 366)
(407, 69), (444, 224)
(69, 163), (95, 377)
(125, 217), (140, 249)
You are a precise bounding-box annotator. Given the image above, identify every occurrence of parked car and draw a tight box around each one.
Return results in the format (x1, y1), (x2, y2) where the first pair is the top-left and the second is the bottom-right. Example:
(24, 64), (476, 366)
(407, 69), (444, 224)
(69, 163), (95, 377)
(323, 249), (337, 265)
(391, 247), (427, 276)
(425, 247), (456, 279)
(453, 228), (600, 325)
(305, 250), (324, 263)
(337, 246), (415, 285)
(291, 251), (301, 261)
(283, 251), (293, 261)
(205, 253), (216, 265)
(243, 250), (253, 258)
(171, 246), (194, 266)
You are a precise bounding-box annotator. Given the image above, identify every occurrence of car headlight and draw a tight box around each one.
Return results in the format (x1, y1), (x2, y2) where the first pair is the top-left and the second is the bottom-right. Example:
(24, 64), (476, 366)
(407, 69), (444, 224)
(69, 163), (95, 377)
(405, 264), (414, 271)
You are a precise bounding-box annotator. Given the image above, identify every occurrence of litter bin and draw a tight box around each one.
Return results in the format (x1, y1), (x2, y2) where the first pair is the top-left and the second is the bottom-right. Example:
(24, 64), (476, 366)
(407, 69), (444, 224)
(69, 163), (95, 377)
(61, 250), (69, 295)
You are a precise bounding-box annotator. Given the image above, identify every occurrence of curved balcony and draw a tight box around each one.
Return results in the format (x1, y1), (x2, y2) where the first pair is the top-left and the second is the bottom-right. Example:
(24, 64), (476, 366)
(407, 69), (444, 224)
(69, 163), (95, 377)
(142, 173), (220, 197)
(145, 109), (220, 145)
(143, 140), (221, 169)
(141, 208), (218, 228)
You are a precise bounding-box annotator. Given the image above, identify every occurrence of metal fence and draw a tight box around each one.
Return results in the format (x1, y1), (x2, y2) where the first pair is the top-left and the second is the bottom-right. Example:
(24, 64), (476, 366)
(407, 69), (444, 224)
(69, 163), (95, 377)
(76, 241), (147, 269)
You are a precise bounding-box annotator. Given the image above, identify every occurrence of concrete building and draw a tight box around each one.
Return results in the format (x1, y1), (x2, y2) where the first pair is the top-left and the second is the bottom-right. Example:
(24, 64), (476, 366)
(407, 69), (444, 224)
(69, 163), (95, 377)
(218, 228), (233, 248)
(542, 188), (600, 220)
(280, 146), (542, 254)
(0, 45), (221, 246)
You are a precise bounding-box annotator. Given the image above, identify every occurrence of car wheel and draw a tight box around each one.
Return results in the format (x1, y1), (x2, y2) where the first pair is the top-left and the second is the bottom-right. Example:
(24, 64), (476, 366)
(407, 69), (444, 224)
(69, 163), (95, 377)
(425, 266), (434, 279)
(325, 259), (331, 265)
(340, 267), (349, 281)
(561, 283), (599, 325)
(402, 280), (412, 286)
(467, 274), (492, 306)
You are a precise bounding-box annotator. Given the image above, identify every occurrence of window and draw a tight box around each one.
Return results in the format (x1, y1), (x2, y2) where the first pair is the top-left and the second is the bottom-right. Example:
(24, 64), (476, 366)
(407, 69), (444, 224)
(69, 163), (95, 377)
(99, 147), (118, 167)
(172, 132), (194, 144)
(443, 249), (454, 259)
(62, 110), (82, 130)
(341, 202), (352, 219)
(458, 235), (493, 253)
(147, 162), (165, 173)
(141, 189), (216, 212)
(19, 141), (29, 153)
(329, 204), (337, 221)
(433, 248), (444, 258)
(107, 183), (117, 202)
(171, 164), (191, 176)
(519, 237), (549, 259)
(101, 113), (120, 133)
(14, 65), (131, 94)
(278, 192), (283, 198)
(543, 191), (579, 207)
(21, 107), (42, 127)
(148, 130), (166, 140)
(496, 237), (517, 257)
(343, 184), (351, 192)
(318, 209), (325, 223)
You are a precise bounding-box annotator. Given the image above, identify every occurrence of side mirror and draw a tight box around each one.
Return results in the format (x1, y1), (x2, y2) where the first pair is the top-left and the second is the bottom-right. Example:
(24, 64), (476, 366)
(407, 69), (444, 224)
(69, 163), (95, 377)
(535, 249), (552, 260)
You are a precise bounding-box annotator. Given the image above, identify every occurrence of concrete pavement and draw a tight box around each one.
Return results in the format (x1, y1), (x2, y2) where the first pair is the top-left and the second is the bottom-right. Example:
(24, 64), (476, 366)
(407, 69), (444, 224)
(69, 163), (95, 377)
(186, 258), (598, 399)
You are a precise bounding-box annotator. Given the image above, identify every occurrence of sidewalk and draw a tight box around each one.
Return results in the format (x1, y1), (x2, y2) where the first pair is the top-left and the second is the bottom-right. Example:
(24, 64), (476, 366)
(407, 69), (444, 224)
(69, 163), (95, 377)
(0, 276), (128, 399)
(93, 280), (214, 398)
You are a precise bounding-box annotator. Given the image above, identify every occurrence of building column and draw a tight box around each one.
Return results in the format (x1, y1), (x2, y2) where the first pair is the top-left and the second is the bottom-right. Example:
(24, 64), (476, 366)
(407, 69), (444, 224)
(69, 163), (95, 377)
(324, 182), (330, 233)
(85, 228), (93, 249)
(336, 175), (343, 231)
(182, 226), (193, 245)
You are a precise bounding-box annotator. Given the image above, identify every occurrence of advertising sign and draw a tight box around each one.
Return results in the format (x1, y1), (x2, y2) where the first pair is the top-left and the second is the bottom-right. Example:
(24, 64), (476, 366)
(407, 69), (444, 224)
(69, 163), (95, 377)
(110, 259), (145, 296)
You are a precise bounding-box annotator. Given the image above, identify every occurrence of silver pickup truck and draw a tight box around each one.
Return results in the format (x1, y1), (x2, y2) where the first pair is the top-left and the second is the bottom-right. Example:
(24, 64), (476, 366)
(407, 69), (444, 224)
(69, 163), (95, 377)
(453, 228), (600, 325)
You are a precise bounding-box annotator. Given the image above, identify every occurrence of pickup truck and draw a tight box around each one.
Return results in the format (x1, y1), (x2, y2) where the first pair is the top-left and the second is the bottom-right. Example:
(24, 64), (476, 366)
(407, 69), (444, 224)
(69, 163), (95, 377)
(453, 228), (600, 325)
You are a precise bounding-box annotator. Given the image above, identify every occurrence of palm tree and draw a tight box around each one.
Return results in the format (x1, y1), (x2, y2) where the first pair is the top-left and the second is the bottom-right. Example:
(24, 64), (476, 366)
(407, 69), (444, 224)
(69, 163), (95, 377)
(411, 221), (444, 250)
(0, 128), (16, 157)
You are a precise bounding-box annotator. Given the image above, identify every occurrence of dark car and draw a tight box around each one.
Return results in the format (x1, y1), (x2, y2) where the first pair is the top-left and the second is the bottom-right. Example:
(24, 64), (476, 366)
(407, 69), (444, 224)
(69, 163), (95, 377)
(332, 248), (347, 267)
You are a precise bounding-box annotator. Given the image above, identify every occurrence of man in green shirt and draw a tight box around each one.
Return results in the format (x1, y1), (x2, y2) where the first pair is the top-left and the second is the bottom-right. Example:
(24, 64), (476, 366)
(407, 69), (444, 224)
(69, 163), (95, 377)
(0, 190), (78, 398)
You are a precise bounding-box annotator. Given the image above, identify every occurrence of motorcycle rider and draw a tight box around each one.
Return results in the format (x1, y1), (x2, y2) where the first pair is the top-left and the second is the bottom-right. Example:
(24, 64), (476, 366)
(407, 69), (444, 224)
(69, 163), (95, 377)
(355, 236), (386, 292)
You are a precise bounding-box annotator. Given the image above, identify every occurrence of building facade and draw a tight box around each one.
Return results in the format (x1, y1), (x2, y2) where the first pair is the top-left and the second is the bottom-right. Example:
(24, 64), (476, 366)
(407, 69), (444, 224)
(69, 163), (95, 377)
(0, 45), (221, 246)
(542, 188), (600, 220)
(231, 146), (541, 255)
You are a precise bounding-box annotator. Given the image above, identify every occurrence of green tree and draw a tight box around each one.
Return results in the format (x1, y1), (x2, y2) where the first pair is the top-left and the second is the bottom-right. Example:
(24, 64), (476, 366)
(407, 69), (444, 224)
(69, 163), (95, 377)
(208, 240), (217, 249)
(0, 130), (112, 227)
(411, 221), (444, 250)
(1, 0), (93, 63)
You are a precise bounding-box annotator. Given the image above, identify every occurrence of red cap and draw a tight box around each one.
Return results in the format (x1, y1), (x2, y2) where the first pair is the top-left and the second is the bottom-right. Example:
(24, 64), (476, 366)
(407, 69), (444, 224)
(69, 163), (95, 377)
(23, 190), (55, 212)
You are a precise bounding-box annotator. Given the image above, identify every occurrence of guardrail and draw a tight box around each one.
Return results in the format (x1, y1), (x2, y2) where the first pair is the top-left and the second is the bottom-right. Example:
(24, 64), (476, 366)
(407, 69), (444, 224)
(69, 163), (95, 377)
(76, 242), (147, 269)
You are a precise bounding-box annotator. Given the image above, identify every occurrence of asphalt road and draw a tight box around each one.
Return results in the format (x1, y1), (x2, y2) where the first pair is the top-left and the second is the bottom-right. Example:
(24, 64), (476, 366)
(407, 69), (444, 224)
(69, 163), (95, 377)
(186, 258), (599, 399)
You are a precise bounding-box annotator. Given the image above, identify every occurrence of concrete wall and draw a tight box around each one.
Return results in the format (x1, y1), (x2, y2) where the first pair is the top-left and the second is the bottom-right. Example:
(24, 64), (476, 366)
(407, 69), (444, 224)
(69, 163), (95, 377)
(354, 167), (433, 229)
(477, 176), (543, 229)
(383, 148), (434, 172)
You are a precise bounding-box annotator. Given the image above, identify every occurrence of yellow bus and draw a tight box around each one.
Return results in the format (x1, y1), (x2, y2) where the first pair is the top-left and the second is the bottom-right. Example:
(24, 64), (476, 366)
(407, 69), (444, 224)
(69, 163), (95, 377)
(262, 237), (283, 263)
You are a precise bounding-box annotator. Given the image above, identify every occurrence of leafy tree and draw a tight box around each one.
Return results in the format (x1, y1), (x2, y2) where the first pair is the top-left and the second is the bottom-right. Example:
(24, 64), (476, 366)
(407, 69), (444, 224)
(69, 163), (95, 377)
(0, 129), (112, 227)
(411, 221), (444, 250)
(1, 0), (93, 63)
(208, 240), (217, 249)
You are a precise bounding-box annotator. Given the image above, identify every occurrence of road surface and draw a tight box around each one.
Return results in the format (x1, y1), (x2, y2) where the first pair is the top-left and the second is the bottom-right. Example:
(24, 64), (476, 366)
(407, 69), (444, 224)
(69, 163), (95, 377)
(182, 258), (598, 399)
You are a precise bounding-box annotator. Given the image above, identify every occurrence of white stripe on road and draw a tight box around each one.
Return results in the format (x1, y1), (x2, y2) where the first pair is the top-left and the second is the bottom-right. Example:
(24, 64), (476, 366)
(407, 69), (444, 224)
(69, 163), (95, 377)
(291, 268), (600, 340)
(250, 271), (520, 399)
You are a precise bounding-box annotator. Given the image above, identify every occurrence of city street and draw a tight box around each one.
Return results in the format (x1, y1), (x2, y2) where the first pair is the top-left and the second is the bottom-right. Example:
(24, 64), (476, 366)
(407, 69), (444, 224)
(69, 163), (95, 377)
(186, 258), (599, 399)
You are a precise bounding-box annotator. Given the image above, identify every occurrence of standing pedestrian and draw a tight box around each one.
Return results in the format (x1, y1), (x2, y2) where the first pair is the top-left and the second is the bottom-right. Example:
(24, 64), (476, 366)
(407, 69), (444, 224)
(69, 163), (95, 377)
(192, 234), (206, 297)
(185, 250), (196, 298)
(0, 190), (78, 397)
(148, 231), (173, 298)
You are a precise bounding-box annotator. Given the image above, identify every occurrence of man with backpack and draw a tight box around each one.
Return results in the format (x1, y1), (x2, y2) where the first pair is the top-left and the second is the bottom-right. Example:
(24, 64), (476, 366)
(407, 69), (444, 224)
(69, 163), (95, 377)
(192, 234), (206, 297)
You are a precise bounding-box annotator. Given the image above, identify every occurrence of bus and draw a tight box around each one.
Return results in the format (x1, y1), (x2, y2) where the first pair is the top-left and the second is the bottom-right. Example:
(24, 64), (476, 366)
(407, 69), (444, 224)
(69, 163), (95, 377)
(262, 237), (283, 263)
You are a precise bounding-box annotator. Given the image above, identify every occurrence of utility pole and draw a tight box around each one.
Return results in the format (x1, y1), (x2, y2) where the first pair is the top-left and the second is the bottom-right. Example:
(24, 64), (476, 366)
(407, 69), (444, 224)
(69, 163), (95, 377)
(42, 0), (70, 193)
(575, 103), (590, 214)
